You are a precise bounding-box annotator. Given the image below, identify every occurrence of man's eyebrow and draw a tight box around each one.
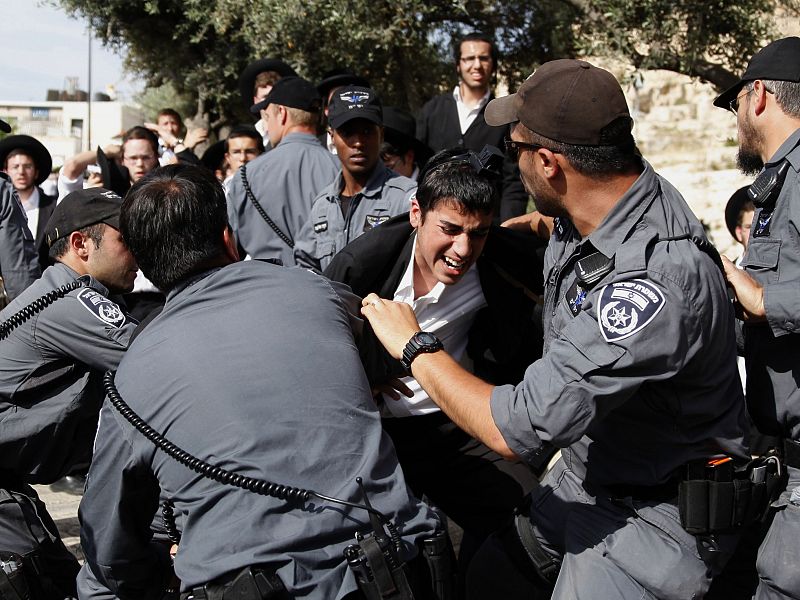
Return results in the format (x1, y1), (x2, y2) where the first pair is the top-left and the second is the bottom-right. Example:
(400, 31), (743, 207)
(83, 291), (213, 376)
(439, 219), (490, 233)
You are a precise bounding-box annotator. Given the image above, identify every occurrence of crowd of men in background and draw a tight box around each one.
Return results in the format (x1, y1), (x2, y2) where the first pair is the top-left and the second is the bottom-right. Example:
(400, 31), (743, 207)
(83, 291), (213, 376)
(0, 30), (799, 600)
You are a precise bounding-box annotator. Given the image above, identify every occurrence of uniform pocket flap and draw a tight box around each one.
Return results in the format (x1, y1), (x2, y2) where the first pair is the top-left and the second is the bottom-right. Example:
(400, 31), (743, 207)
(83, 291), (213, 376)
(741, 239), (781, 269)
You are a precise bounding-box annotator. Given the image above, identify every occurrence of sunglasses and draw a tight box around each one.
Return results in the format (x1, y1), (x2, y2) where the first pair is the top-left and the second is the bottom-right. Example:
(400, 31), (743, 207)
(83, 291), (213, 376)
(504, 139), (555, 161)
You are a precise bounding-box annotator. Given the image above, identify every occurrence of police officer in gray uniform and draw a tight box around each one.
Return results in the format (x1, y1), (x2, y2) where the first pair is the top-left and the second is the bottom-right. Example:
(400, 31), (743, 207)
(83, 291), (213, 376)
(78, 165), (441, 600)
(226, 76), (339, 266)
(717, 37), (800, 600)
(294, 87), (416, 272)
(0, 187), (137, 597)
(361, 60), (749, 599)
(0, 117), (39, 304)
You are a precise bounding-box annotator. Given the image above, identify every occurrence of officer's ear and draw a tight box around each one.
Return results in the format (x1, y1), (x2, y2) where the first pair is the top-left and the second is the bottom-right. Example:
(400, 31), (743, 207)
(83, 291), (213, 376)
(537, 149), (562, 180)
(69, 231), (92, 260)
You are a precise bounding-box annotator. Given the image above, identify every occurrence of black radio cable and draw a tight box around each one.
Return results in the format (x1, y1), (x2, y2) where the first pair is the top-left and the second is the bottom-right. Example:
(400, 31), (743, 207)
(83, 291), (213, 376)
(239, 164), (295, 248)
(0, 276), (90, 340)
(103, 370), (402, 552)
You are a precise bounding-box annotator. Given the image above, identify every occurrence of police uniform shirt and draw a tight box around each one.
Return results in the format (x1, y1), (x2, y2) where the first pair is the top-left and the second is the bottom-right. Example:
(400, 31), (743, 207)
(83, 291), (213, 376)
(0, 262), (135, 483)
(226, 132), (339, 267)
(0, 177), (39, 300)
(294, 162), (416, 272)
(740, 128), (800, 443)
(490, 161), (748, 488)
(79, 261), (439, 597)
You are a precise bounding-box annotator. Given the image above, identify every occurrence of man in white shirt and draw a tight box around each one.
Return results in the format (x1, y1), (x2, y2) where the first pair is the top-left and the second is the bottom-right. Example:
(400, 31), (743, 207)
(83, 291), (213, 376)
(0, 134), (57, 272)
(325, 147), (545, 584)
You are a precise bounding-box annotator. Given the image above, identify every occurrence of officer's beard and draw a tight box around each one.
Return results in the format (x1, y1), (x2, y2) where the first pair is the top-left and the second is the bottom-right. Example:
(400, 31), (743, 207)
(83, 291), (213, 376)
(736, 112), (765, 176)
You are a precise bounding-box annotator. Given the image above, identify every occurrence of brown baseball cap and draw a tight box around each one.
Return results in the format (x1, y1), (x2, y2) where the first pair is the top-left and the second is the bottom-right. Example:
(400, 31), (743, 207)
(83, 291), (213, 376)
(485, 59), (633, 146)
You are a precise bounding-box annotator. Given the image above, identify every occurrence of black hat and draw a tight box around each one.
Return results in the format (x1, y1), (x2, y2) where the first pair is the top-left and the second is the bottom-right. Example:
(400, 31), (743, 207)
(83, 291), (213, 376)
(0, 134), (53, 186)
(382, 106), (433, 166)
(0, 118), (10, 133)
(328, 87), (383, 129)
(316, 69), (370, 101)
(45, 187), (123, 247)
(96, 146), (130, 197)
(201, 140), (226, 172)
(486, 59), (632, 146)
(714, 37), (800, 109)
(724, 186), (754, 240)
(249, 76), (322, 115)
(238, 58), (297, 108)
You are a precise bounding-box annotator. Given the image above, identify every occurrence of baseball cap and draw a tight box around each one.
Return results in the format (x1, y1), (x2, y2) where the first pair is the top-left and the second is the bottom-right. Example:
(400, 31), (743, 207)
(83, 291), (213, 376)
(45, 187), (123, 247)
(485, 59), (632, 146)
(714, 37), (800, 109)
(249, 76), (322, 115)
(328, 87), (383, 129)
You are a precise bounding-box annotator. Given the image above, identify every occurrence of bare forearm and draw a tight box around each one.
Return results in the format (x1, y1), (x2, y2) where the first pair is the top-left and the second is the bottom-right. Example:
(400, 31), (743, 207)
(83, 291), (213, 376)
(410, 351), (517, 459)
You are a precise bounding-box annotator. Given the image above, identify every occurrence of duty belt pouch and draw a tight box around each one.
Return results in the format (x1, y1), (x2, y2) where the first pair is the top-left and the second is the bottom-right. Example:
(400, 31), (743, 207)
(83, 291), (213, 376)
(420, 520), (456, 600)
(679, 455), (784, 535)
(0, 552), (28, 600)
(346, 535), (414, 600)
(513, 506), (558, 584)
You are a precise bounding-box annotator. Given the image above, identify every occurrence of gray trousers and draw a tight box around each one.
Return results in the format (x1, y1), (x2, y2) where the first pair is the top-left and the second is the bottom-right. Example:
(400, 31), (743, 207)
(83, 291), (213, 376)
(754, 466), (800, 600)
(468, 457), (740, 599)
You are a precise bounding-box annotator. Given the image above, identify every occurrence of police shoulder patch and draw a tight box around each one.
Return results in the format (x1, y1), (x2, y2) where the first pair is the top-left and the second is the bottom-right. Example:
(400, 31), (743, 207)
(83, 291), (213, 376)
(76, 288), (126, 328)
(596, 279), (665, 342)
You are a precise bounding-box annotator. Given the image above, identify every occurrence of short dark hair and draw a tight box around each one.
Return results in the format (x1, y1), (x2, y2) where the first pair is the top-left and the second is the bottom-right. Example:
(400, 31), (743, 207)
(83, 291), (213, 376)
(49, 223), (105, 260)
(121, 164), (229, 292)
(254, 71), (282, 95)
(519, 122), (642, 178)
(750, 79), (800, 119)
(122, 126), (159, 157)
(454, 31), (499, 66)
(225, 126), (265, 153)
(416, 148), (498, 216)
(157, 108), (183, 127)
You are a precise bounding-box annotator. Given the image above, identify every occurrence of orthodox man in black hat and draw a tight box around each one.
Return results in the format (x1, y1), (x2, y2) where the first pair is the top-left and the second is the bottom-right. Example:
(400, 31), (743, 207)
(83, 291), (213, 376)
(238, 57), (297, 147)
(0, 134), (57, 273)
(381, 106), (433, 180)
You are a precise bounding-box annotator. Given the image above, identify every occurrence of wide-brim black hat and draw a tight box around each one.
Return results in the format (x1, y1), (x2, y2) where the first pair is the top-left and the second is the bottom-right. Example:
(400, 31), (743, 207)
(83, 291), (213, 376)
(0, 134), (52, 186)
(724, 186), (753, 240)
(316, 69), (370, 101)
(0, 119), (10, 133)
(238, 58), (297, 108)
(382, 106), (433, 167)
(201, 140), (227, 172)
(714, 37), (800, 109)
(96, 146), (130, 197)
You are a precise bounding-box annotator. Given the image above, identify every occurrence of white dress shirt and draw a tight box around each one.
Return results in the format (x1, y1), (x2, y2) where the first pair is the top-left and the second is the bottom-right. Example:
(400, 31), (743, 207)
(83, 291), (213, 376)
(452, 86), (491, 135)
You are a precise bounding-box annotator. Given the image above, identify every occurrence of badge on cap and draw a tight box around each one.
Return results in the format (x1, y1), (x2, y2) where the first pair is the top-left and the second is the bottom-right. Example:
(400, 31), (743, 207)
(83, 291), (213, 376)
(339, 90), (370, 106)
(596, 279), (665, 342)
(76, 288), (127, 328)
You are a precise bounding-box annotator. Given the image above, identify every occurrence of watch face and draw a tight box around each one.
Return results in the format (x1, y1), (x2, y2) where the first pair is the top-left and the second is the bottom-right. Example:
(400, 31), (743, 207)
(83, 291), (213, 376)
(415, 332), (439, 346)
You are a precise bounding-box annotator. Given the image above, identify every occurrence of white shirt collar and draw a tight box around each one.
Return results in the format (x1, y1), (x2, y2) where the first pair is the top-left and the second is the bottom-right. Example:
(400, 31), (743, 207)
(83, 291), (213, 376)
(394, 234), (447, 305)
(452, 85), (491, 111)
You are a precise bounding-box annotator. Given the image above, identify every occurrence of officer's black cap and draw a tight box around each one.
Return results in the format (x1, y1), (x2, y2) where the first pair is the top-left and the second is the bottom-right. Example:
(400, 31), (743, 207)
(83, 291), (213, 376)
(316, 69), (370, 101)
(714, 37), (800, 109)
(724, 185), (754, 240)
(383, 106), (433, 166)
(0, 118), (10, 133)
(249, 76), (322, 115)
(238, 58), (297, 108)
(0, 134), (53, 186)
(328, 87), (383, 130)
(45, 187), (124, 247)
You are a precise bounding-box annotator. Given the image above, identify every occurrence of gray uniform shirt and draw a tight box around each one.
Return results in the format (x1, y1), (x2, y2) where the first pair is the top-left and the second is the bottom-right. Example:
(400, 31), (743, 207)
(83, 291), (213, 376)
(0, 262), (134, 483)
(79, 261), (438, 598)
(0, 177), (39, 300)
(490, 161), (748, 488)
(294, 163), (416, 272)
(741, 128), (800, 442)
(226, 132), (339, 267)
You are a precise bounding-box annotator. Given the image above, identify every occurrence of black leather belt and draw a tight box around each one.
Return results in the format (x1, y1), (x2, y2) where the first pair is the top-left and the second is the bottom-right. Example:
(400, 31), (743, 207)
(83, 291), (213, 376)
(181, 566), (288, 600)
(591, 477), (681, 502)
(784, 439), (800, 469)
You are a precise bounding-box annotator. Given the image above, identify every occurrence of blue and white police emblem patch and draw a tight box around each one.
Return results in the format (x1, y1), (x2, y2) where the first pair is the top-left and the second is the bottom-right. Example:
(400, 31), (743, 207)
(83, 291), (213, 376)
(364, 214), (389, 231)
(596, 279), (665, 342)
(339, 90), (370, 106)
(76, 288), (126, 328)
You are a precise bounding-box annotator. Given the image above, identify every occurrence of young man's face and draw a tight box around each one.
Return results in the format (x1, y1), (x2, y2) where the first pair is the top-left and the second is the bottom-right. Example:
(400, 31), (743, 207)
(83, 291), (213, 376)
(457, 40), (494, 92)
(4, 153), (37, 192)
(736, 208), (755, 250)
(157, 114), (181, 137)
(332, 119), (383, 177)
(122, 139), (159, 183)
(225, 135), (262, 171)
(410, 197), (492, 288)
(85, 224), (139, 294)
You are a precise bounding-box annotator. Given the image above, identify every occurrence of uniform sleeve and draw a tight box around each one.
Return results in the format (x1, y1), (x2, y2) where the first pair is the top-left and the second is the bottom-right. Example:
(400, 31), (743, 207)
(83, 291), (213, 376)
(293, 213), (322, 272)
(34, 294), (135, 370)
(0, 181), (40, 299)
(763, 280), (800, 336)
(490, 276), (699, 464)
(79, 404), (169, 599)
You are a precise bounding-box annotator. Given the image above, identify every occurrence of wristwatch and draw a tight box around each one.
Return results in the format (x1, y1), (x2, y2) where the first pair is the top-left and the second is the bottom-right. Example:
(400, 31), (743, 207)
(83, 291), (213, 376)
(400, 331), (444, 372)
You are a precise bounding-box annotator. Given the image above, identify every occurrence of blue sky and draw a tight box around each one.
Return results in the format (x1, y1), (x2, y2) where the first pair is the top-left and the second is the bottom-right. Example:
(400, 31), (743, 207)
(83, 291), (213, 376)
(0, 1), (142, 101)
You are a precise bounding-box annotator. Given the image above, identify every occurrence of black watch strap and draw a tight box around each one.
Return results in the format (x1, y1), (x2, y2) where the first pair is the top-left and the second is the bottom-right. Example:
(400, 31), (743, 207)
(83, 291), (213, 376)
(400, 331), (444, 372)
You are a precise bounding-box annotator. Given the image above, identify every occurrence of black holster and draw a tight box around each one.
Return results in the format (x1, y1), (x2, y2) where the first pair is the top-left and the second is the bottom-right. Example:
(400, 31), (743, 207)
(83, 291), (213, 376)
(420, 528), (455, 600)
(679, 454), (786, 535)
(181, 566), (289, 600)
